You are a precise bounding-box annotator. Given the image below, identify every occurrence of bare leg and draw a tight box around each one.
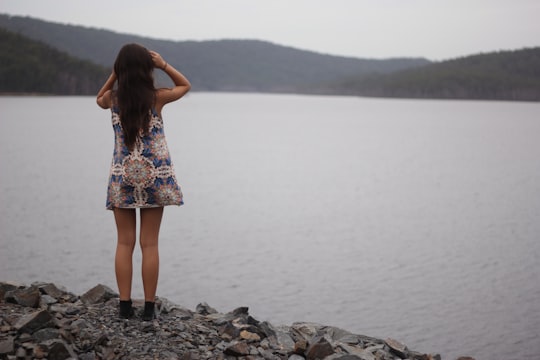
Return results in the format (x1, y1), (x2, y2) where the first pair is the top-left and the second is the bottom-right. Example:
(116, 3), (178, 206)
(113, 208), (137, 301)
(140, 207), (164, 302)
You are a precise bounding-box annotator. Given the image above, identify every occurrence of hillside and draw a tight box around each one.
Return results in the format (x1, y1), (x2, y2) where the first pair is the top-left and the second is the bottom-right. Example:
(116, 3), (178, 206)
(316, 47), (540, 101)
(1, 14), (538, 100)
(0, 14), (429, 92)
(0, 28), (109, 95)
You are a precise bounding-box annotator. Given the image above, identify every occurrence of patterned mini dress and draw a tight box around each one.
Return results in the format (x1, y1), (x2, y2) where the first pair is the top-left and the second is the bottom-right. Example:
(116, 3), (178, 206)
(106, 106), (183, 210)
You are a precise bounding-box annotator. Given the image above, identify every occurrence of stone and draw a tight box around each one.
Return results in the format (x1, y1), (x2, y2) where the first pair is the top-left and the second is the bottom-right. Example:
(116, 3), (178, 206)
(231, 306), (249, 316)
(306, 336), (335, 360)
(38, 283), (67, 299)
(158, 297), (193, 319)
(196, 302), (218, 315)
(294, 339), (308, 354)
(289, 355), (305, 360)
(15, 346), (27, 358)
(337, 343), (376, 360)
(0, 281), (440, 360)
(43, 339), (77, 360)
(240, 329), (261, 342)
(385, 338), (408, 359)
(224, 341), (250, 356)
(40, 294), (58, 305)
(5, 286), (40, 308)
(0, 337), (14, 356)
(33, 343), (48, 359)
(80, 284), (117, 305)
(275, 330), (295, 353)
(14, 309), (54, 334)
(0, 281), (23, 300)
(32, 328), (60, 342)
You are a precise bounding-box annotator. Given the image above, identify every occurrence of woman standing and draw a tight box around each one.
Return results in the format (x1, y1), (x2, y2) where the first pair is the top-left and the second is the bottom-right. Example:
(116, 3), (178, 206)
(96, 44), (191, 320)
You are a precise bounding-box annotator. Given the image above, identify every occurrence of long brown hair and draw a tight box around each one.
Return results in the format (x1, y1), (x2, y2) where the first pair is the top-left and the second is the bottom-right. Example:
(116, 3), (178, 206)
(113, 44), (156, 151)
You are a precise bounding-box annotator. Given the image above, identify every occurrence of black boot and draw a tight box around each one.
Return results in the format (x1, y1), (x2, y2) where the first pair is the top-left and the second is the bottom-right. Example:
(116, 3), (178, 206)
(142, 301), (155, 321)
(119, 300), (134, 319)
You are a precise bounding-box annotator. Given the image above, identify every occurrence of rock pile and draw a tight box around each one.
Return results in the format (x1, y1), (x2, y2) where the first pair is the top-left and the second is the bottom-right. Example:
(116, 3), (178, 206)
(0, 281), (459, 360)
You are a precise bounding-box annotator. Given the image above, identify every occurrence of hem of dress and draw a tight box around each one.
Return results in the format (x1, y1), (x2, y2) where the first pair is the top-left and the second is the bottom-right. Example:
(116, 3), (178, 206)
(106, 202), (184, 211)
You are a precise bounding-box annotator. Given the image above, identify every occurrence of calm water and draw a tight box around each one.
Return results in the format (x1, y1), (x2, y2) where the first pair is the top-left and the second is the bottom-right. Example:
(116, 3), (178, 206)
(1, 94), (539, 360)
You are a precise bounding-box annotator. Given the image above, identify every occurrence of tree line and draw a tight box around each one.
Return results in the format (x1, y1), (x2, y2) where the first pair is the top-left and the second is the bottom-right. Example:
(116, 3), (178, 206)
(1, 14), (539, 101)
(311, 48), (540, 101)
(0, 28), (109, 95)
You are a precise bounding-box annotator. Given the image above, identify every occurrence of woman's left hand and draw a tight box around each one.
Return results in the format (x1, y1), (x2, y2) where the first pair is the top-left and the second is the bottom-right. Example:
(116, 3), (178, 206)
(149, 50), (167, 70)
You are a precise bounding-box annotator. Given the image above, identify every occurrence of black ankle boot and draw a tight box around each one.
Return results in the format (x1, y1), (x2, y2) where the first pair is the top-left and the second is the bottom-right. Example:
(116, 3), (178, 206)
(119, 300), (134, 319)
(142, 301), (155, 321)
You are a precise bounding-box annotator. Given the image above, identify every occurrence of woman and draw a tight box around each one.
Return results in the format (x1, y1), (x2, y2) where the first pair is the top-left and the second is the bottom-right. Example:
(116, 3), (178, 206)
(96, 44), (191, 320)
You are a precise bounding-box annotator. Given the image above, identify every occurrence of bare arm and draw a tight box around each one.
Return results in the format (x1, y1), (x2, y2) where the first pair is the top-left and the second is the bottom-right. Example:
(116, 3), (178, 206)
(96, 72), (116, 109)
(150, 51), (191, 111)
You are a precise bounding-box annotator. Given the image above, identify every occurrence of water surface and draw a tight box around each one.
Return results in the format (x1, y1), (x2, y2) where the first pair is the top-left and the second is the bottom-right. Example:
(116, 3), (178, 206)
(1, 94), (539, 359)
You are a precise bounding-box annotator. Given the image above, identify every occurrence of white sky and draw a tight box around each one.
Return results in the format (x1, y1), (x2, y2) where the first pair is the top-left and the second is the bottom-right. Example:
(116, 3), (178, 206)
(1, 0), (539, 60)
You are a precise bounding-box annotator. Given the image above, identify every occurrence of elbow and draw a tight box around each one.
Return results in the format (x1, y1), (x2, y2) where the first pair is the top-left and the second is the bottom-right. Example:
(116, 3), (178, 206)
(96, 97), (104, 109)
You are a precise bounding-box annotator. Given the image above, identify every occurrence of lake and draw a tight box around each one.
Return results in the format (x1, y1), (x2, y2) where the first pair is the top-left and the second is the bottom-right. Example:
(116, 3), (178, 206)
(1, 93), (539, 359)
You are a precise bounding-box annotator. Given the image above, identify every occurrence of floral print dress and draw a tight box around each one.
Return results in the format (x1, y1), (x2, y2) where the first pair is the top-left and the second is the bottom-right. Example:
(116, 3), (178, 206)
(106, 106), (183, 210)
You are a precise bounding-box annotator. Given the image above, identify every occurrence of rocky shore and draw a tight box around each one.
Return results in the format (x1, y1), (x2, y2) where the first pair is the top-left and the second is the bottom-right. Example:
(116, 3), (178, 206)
(0, 281), (472, 360)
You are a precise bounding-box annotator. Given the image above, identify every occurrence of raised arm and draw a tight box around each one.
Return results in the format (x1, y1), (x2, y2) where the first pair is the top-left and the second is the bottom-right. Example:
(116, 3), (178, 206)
(150, 50), (191, 110)
(96, 72), (117, 109)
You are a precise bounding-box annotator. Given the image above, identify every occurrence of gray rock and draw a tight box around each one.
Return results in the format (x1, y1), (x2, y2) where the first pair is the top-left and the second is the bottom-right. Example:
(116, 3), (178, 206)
(80, 284), (117, 305)
(14, 309), (54, 334)
(306, 336), (335, 360)
(224, 341), (250, 356)
(38, 283), (67, 299)
(0, 337), (14, 356)
(275, 330), (295, 353)
(0, 281), (439, 360)
(40, 294), (58, 305)
(33, 328), (60, 342)
(336, 343), (376, 360)
(158, 297), (193, 319)
(288, 355), (305, 360)
(5, 286), (40, 308)
(385, 338), (408, 358)
(196, 302), (218, 315)
(15, 346), (27, 358)
(43, 339), (77, 360)
(0, 281), (24, 300)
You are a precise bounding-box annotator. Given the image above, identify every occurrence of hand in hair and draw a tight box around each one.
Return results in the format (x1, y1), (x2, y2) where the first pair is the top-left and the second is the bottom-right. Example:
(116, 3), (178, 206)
(149, 51), (167, 70)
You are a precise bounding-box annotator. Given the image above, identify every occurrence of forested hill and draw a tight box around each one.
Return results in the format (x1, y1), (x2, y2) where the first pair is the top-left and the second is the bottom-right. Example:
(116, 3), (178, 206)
(1, 14), (538, 100)
(0, 14), (429, 93)
(0, 28), (109, 95)
(311, 47), (540, 101)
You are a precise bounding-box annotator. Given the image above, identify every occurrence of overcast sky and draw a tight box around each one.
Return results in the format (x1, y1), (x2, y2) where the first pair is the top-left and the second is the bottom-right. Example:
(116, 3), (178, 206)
(2, 0), (539, 60)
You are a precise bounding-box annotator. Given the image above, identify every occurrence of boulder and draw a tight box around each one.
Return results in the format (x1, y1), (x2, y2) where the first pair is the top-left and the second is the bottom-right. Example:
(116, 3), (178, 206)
(38, 283), (67, 299)
(5, 285), (40, 308)
(0, 281), (24, 300)
(306, 335), (335, 360)
(80, 284), (117, 305)
(385, 338), (408, 359)
(42, 339), (77, 360)
(196, 302), (218, 315)
(14, 309), (54, 334)
(224, 341), (250, 356)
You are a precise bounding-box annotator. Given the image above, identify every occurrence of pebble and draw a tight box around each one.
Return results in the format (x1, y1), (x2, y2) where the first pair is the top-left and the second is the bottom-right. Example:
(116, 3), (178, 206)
(0, 281), (474, 359)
